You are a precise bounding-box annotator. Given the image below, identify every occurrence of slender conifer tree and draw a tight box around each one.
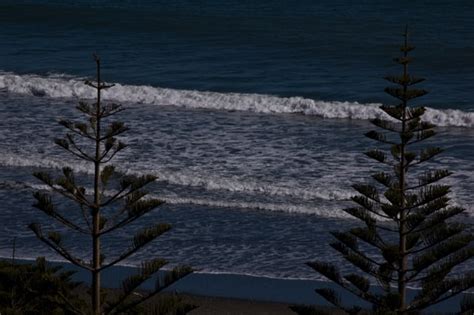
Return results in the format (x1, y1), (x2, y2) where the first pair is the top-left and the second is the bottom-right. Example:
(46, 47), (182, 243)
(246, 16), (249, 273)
(291, 28), (474, 315)
(30, 55), (193, 315)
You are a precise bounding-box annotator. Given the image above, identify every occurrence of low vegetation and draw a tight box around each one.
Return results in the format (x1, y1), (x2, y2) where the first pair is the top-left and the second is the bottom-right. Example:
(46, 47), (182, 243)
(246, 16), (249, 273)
(0, 257), (84, 314)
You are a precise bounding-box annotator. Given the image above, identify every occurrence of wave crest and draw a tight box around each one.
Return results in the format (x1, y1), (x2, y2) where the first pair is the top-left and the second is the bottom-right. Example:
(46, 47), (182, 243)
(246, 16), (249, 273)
(1, 72), (473, 127)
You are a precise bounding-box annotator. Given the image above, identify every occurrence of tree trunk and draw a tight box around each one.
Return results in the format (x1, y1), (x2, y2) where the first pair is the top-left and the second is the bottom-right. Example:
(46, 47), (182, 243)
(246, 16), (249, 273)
(398, 28), (409, 315)
(92, 57), (102, 315)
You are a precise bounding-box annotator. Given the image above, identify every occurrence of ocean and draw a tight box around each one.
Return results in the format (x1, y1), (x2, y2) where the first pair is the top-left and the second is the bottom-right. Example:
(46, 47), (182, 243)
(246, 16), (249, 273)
(0, 0), (473, 285)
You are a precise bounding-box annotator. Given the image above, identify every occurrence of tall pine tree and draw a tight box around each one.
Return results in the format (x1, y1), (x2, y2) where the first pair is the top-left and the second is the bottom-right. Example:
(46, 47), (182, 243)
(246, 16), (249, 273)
(30, 55), (193, 315)
(291, 27), (474, 314)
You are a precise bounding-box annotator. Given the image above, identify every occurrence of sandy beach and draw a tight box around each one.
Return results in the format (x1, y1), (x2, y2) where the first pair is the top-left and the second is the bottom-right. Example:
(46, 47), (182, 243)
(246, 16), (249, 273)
(173, 294), (296, 315)
(175, 294), (346, 315)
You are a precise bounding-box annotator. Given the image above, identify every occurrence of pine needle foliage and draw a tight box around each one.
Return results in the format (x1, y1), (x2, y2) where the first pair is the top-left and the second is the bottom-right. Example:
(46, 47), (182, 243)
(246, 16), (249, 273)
(291, 28), (474, 315)
(0, 257), (85, 314)
(30, 56), (194, 315)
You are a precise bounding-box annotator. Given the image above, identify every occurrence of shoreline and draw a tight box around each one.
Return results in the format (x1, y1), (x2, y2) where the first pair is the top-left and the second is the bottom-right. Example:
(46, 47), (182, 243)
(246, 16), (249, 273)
(7, 258), (467, 313)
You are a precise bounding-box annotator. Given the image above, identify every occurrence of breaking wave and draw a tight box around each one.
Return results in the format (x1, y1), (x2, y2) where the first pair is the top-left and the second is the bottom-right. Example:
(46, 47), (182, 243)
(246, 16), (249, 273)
(0, 153), (352, 203)
(0, 177), (347, 217)
(1, 72), (473, 127)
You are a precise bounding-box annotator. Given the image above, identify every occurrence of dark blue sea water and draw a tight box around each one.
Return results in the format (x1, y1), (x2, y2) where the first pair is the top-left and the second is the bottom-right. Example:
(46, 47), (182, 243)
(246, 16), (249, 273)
(0, 0), (473, 287)
(2, 0), (474, 108)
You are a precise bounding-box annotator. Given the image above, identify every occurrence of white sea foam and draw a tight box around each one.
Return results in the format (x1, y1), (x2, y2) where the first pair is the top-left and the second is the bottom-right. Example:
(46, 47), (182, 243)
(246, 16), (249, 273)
(0, 178), (347, 217)
(157, 196), (341, 216)
(1, 72), (473, 127)
(0, 153), (353, 207)
(154, 169), (353, 201)
(4, 153), (473, 218)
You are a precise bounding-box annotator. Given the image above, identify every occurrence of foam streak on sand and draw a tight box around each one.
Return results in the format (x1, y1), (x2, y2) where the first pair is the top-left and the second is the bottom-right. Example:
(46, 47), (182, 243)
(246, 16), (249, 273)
(1, 72), (473, 127)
